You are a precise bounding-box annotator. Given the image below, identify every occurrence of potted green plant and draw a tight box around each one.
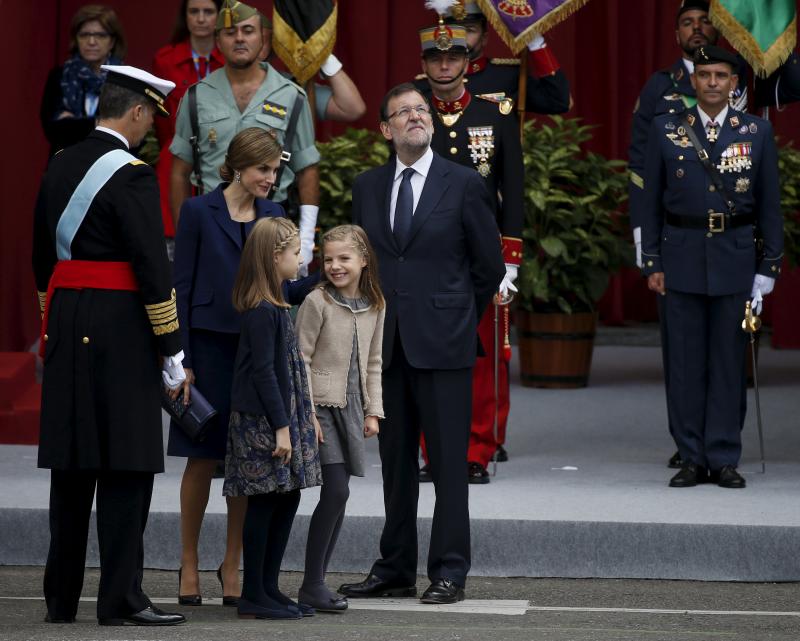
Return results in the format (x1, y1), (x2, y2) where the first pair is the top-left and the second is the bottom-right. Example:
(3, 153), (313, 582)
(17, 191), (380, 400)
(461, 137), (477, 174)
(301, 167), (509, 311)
(516, 116), (631, 387)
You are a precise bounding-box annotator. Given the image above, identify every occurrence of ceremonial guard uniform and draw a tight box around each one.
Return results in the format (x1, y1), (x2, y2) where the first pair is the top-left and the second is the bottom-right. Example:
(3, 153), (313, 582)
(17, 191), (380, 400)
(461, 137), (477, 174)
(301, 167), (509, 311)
(640, 46), (783, 489)
(32, 67), (185, 626)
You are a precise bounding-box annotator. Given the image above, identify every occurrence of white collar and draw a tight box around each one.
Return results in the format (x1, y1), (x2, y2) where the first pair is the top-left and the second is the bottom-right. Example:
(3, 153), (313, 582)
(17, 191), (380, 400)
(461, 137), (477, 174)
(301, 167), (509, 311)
(697, 104), (729, 128)
(682, 58), (695, 75)
(394, 146), (433, 180)
(95, 126), (130, 149)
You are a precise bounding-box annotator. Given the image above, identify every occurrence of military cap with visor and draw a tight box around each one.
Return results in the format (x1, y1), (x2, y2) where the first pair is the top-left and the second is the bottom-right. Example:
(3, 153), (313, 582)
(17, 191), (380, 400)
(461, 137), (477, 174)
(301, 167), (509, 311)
(100, 65), (176, 117)
(693, 44), (739, 69)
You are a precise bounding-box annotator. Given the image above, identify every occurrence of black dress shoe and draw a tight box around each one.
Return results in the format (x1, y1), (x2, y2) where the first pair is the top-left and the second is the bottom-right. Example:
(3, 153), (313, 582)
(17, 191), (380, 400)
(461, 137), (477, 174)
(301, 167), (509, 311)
(713, 465), (746, 489)
(99, 606), (186, 626)
(468, 462), (490, 484)
(298, 590), (348, 613)
(420, 579), (465, 604)
(216, 565), (239, 606)
(178, 567), (202, 606)
(495, 445), (509, 462)
(44, 613), (75, 623)
(667, 451), (683, 469)
(668, 463), (708, 487)
(418, 464), (432, 483)
(338, 574), (416, 598)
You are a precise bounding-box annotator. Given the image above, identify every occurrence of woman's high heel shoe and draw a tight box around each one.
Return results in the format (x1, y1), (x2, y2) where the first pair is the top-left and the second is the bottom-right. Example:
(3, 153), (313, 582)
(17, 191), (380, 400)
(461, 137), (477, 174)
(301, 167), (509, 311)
(217, 565), (239, 607)
(177, 568), (202, 606)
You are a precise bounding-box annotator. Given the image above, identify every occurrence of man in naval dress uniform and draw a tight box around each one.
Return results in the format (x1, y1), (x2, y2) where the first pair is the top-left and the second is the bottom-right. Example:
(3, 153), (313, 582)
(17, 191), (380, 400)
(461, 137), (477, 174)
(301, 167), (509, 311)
(640, 45), (783, 489)
(32, 66), (187, 626)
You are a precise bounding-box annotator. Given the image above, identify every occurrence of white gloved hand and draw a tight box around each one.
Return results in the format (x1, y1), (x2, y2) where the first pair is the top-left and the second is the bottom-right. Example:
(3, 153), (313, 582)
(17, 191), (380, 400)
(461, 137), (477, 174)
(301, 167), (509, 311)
(750, 274), (775, 315)
(499, 264), (519, 298)
(298, 205), (319, 277)
(320, 53), (343, 77)
(528, 33), (546, 51)
(633, 226), (642, 269)
(162, 350), (186, 389)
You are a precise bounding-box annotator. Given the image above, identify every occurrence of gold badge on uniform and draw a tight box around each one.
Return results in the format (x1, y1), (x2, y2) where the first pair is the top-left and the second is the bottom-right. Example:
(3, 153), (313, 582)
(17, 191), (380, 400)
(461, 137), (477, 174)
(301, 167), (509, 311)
(208, 127), (217, 147)
(499, 98), (513, 115)
(467, 126), (495, 177)
(686, 114), (696, 126)
(677, 126), (686, 136)
(262, 100), (287, 119)
(735, 177), (750, 192)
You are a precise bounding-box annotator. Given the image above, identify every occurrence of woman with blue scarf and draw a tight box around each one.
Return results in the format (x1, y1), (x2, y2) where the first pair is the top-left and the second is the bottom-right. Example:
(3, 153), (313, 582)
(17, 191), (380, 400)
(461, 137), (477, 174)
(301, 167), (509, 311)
(40, 5), (126, 156)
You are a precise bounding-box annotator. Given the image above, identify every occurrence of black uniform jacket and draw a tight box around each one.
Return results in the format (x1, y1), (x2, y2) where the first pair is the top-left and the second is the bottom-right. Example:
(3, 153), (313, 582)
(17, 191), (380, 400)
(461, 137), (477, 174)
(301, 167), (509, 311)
(352, 152), (505, 371)
(32, 129), (181, 472)
(430, 94), (524, 259)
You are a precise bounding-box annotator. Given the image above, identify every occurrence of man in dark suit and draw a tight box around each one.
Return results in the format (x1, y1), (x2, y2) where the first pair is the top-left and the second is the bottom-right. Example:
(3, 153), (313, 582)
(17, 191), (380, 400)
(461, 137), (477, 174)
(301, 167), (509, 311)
(32, 66), (187, 626)
(640, 46), (783, 489)
(339, 82), (505, 604)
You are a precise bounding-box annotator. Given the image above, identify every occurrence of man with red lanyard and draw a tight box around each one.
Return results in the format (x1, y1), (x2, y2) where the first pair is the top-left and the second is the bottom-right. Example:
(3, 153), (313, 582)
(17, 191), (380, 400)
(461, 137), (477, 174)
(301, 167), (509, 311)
(32, 65), (187, 627)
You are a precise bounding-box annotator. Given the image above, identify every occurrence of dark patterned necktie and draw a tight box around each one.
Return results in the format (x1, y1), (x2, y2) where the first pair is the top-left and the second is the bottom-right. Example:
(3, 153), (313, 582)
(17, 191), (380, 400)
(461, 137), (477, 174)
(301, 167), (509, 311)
(393, 167), (415, 247)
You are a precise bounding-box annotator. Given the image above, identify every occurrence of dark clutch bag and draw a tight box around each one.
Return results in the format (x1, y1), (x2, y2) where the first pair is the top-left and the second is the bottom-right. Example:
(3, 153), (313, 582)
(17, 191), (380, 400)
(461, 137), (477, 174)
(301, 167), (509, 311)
(161, 384), (217, 442)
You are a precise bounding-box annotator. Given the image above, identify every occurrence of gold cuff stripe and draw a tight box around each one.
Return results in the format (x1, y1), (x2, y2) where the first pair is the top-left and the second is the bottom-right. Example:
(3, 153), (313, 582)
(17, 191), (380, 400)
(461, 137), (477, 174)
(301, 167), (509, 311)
(147, 308), (178, 321)
(145, 299), (177, 312)
(152, 319), (179, 336)
(630, 171), (644, 189)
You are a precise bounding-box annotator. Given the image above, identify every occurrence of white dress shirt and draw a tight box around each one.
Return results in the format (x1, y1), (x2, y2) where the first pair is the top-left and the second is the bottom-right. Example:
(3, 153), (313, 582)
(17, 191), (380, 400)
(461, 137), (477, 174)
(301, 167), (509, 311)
(697, 104), (728, 133)
(95, 126), (130, 149)
(389, 146), (433, 230)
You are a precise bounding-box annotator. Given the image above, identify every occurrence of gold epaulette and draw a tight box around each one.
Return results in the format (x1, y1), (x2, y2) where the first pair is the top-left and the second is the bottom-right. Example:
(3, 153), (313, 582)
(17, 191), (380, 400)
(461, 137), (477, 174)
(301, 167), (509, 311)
(129, 159), (147, 166)
(490, 57), (521, 66)
(37, 290), (47, 315)
(414, 73), (427, 81)
(145, 288), (179, 336)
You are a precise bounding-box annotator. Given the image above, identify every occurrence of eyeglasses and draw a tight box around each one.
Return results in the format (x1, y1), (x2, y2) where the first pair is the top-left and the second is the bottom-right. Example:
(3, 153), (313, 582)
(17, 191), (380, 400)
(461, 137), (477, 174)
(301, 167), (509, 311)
(77, 31), (111, 41)
(387, 105), (432, 121)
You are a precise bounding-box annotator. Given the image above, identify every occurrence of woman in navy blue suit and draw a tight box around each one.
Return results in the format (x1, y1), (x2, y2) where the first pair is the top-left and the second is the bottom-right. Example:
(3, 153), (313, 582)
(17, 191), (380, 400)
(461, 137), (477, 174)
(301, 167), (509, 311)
(169, 128), (314, 605)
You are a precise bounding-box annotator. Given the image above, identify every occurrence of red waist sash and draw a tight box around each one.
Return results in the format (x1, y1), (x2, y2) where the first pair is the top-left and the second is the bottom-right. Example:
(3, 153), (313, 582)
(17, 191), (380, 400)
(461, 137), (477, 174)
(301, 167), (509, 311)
(39, 260), (139, 357)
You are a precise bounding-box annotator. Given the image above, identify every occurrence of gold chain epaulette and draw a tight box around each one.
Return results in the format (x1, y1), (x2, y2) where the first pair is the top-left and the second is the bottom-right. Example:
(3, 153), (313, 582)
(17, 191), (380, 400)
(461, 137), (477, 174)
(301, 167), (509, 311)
(145, 288), (179, 336)
(490, 57), (521, 66)
(37, 290), (47, 315)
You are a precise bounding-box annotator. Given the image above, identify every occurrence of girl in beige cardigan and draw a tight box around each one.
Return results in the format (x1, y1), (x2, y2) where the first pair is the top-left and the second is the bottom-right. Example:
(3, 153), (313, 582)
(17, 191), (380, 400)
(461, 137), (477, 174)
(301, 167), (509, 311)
(295, 225), (385, 613)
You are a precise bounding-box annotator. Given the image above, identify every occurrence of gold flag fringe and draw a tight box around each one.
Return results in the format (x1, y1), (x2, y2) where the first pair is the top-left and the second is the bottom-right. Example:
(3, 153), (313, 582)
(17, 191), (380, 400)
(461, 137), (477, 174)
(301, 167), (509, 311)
(710, 0), (796, 78)
(272, 4), (337, 86)
(476, 0), (592, 54)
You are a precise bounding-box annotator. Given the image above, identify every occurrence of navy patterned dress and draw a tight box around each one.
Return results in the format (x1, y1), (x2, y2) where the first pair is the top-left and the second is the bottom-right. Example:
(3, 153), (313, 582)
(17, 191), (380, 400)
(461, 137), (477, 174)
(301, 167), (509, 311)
(224, 308), (322, 496)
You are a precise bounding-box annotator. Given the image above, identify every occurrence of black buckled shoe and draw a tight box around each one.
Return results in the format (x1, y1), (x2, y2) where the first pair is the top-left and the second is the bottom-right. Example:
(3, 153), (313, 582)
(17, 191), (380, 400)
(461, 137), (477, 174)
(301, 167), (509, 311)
(667, 451), (683, 469)
(338, 574), (416, 598)
(420, 579), (465, 604)
(494, 445), (509, 462)
(713, 465), (746, 489)
(468, 462), (490, 484)
(99, 606), (186, 626)
(668, 462), (708, 487)
(418, 464), (433, 483)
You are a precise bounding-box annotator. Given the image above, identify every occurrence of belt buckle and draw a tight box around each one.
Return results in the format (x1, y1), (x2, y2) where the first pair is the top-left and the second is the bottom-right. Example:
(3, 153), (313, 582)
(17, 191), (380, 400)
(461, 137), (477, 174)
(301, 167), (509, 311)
(708, 212), (725, 233)
(280, 150), (292, 162)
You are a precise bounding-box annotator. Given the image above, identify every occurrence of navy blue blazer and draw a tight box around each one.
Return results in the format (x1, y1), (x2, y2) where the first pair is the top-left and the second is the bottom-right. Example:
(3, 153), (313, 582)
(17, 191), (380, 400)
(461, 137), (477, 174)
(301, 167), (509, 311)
(353, 152), (505, 370)
(640, 106), (783, 296)
(174, 184), (317, 367)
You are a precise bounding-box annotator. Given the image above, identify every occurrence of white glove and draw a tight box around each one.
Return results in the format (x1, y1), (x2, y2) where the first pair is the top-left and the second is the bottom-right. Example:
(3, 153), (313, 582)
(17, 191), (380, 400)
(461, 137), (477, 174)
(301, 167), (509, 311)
(320, 53), (343, 77)
(750, 274), (775, 316)
(633, 226), (642, 269)
(298, 204), (319, 277)
(528, 33), (546, 51)
(162, 350), (186, 389)
(499, 264), (519, 298)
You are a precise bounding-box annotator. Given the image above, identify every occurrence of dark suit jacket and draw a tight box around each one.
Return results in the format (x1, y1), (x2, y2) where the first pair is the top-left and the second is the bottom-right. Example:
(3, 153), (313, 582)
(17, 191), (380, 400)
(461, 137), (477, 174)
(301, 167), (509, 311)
(353, 151), (505, 370)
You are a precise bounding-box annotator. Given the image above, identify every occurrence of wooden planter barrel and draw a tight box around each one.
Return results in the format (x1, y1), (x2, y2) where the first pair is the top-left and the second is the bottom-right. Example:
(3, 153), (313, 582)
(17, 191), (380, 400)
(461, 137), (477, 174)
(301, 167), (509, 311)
(516, 310), (598, 388)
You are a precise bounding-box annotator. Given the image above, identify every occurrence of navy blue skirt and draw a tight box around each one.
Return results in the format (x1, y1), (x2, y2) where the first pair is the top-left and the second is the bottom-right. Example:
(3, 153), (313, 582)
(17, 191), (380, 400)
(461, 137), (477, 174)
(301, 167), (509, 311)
(167, 329), (239, 460)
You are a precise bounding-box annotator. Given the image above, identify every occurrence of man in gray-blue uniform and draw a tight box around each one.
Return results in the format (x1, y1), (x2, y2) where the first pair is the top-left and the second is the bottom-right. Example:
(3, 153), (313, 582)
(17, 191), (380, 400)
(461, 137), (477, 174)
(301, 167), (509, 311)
(170, 0), (320, 270)
(640, 45), (783, 490)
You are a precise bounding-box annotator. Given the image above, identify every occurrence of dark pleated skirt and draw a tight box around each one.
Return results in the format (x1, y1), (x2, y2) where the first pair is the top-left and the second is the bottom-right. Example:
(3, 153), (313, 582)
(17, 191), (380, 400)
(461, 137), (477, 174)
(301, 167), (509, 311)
(167, 328), (239, 460)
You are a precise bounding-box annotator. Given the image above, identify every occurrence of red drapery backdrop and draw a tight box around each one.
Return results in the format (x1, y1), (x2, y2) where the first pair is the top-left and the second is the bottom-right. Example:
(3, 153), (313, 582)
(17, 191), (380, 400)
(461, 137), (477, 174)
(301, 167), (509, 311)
(3, 0), (799, 351)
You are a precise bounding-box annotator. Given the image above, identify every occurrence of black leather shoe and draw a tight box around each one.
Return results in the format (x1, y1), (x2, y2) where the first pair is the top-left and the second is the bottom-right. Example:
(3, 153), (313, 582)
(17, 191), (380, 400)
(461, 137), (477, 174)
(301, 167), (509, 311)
(713, 465), (746, 489)
(298, 590), (348, 613)
(178, 567), (201, 606)
(216, 565), (239, 606)
(667, 451), (683, 469)
(99, 606), (186, 626)
(495, 445), (509, 462)
(468, 462), (490, 484)
(338, 574), (416, 598)
(669, 463), (708, 487)
(420, 579), (465, 604)
(44, 613), (75, 623)
(418, 464), (432, 483)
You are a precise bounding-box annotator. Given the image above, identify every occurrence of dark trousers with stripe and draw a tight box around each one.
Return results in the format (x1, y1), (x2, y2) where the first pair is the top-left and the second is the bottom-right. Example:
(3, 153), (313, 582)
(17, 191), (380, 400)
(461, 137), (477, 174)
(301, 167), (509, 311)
(664, 289), (749, 471)
(43, 470), (153, 621)
(372, 330), (472, 587)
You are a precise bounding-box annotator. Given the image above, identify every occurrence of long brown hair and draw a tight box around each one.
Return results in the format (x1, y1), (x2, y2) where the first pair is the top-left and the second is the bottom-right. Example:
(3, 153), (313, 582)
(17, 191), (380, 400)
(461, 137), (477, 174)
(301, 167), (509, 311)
(319, 225), (385, 311)
(69, 5), (127, 59)
(232, 218), (299, 312)
(170, 0), (222, 44)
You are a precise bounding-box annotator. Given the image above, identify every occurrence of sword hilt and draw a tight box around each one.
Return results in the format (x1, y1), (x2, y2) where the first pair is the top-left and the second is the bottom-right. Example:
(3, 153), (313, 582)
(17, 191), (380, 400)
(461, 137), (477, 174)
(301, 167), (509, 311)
(742, 300), (761, 334)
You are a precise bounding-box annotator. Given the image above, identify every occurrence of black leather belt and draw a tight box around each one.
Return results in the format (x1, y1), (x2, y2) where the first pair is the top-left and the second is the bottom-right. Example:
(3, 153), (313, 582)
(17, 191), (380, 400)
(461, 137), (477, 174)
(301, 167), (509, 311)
(666, 211), (755, 233)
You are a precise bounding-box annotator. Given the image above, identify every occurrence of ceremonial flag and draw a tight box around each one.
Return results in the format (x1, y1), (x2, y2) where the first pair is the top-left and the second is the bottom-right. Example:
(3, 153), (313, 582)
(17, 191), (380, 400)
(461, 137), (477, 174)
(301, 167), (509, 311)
(475, 0), (591, 53)
(710, 0), (796, 77)
(272, 0), (337, 85)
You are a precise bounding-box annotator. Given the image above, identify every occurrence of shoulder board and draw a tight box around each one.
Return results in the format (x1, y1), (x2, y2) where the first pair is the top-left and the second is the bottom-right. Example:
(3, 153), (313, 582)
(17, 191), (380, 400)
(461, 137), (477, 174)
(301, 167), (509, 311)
(490, 58), (521, 66)
(129, 159), (147, 166)
(414, 73), (427, 81)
